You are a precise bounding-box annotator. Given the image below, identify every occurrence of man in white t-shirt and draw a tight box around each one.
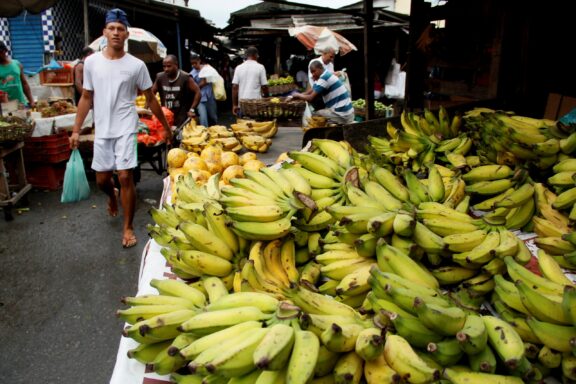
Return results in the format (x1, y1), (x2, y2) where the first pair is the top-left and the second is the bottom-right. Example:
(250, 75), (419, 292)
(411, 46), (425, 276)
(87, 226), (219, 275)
(70, 8), (171, 249)
(231, 46), (269, 116)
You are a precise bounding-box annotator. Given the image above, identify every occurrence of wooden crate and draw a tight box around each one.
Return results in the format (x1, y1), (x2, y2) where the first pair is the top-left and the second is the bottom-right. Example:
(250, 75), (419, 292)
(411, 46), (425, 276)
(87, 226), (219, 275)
(40, 68), (73, 86)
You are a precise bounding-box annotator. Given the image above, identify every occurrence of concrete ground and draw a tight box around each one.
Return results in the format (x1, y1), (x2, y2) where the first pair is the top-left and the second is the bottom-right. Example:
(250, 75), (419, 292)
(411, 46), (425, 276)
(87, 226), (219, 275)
(0, 120), (304, 383)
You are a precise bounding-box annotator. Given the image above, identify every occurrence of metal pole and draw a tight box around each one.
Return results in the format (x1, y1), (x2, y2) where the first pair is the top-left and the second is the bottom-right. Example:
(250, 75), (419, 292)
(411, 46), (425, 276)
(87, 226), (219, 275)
(176, 22), (183, 69)
(363, 0), (374, 120)
(83, 0), (89, 45)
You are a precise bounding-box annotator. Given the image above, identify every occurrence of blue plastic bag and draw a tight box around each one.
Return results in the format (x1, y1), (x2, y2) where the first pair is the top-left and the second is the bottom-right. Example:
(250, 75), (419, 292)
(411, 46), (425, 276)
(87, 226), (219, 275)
(61, 149), (90, 203)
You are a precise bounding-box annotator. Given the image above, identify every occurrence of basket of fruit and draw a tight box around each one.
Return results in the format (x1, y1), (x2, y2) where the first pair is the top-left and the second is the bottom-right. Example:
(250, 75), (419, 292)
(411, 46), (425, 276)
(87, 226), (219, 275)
(0, 116), (36, 143)
(267, 76), (298, 96)
(240, 97), (305, 119)
(352, 99), (393, 119)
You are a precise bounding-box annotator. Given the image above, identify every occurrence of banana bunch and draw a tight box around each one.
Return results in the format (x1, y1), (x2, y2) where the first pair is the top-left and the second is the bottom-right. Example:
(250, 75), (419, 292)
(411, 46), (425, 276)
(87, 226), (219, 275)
(547, 158), (576, 221)
(367, 107), (464, 172)
(220, 166), (316, 240)
(207, 125), (242, 152)
(231, 119), (278, 139)
(305, 116), (328, 129)
(180, 123), (218, 152)
(464, 109), (562, 169)
(238, 134), (273, 153)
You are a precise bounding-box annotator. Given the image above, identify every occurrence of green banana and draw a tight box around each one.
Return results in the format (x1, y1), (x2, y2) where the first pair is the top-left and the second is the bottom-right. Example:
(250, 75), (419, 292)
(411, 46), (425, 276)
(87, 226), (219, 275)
(456, 314), (488, 355)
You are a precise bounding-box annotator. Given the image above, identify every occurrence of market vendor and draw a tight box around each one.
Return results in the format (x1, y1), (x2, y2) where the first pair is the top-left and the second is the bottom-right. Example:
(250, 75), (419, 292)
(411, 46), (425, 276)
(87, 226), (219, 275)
(291, 60), (354, 125)
(70, 8), (171, 249)
(151, 54), (201, 127)
(0, 41), (35, 108)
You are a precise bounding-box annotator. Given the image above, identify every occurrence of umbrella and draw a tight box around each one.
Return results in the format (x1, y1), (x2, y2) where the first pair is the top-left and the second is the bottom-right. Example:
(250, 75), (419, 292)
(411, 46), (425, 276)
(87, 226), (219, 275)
(89, 27), (167, 63)
(288, 25), (357, 56)
(0, 0), (58, 17)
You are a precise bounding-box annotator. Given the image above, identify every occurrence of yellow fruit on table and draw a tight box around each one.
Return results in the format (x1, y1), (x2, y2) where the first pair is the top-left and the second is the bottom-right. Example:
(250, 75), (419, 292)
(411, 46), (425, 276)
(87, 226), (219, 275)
(187, 152), (200, 158)
(167, 148), (189, 168)
(239, 152), (258, 165)
(270, 97), (281, 103)
(200, 145), (222, 163)
(182, 156), (208, 173)
(190, 169), (211, 184)
(222, 165), (245, 184)
(242, 159), (266, 171)
(205, 160), (224, 175)
(275, 152), (290, 164)
(169, 167), (188, 182)
(221, 151), (240, 168)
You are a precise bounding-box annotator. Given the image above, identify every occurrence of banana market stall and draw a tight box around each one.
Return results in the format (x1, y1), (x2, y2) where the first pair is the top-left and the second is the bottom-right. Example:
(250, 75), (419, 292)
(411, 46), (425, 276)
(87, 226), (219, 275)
(111, 106), (576, 384)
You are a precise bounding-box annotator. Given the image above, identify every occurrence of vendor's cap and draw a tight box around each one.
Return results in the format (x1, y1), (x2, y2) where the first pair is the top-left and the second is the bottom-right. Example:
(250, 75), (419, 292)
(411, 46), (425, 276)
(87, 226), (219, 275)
(0, 41), (8, 52)
(105, 8), (130, 27)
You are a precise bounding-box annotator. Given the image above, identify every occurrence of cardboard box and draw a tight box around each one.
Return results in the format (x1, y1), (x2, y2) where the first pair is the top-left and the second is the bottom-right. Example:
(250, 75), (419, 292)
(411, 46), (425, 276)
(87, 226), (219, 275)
(544, 93), (576, 120)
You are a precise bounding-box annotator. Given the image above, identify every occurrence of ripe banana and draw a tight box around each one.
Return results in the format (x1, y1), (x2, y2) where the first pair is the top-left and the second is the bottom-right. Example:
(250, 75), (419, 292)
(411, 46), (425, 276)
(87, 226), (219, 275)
(286, 328), (320, 384)
(483, 315), (525, 369)
(383, 334), (440, 383)
(253, 323), (295, 370)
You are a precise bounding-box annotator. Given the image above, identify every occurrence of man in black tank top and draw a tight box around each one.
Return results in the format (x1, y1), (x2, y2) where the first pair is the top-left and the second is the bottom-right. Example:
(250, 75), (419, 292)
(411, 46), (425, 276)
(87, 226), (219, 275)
(152, 54), (201, 127)
(74, 46), (94, 105)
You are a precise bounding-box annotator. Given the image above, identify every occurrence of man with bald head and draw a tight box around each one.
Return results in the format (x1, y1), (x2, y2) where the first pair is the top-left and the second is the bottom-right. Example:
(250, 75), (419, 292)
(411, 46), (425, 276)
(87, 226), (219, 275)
(152, 54), (201, 127)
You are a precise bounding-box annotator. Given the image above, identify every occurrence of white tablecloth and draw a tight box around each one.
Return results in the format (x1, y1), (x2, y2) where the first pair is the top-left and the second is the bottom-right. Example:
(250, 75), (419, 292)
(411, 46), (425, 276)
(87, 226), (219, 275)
(32, 111), (93, 137)
(110, 177), (173, 384)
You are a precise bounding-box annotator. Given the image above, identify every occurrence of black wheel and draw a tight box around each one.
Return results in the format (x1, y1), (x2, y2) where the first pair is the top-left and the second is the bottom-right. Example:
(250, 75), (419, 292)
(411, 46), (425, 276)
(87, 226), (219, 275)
(3, 205), (14, 221)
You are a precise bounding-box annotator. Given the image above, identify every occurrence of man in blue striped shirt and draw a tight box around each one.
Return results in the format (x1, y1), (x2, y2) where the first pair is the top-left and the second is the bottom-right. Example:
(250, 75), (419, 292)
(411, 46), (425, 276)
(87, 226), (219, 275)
(292, 60), (354, 125)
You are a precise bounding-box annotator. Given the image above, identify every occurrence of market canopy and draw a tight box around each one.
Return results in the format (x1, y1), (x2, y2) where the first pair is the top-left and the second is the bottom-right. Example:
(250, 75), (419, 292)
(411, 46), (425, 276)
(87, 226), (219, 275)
(288, 25), (357, 56)
(89, 27), (167, 63)
(0, 0), (58, 17)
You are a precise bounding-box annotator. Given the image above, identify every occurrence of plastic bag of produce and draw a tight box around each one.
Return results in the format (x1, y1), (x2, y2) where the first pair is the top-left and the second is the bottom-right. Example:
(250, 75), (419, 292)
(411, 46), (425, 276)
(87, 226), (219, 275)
(61, 149), (90, 203)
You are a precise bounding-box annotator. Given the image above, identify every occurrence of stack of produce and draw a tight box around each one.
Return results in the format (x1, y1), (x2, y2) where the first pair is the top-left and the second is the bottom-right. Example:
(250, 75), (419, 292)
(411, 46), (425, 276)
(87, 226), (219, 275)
(166, 146), (265, 190)
(230, 119), (277, 153)
(180, 120), (242, 153)
(120, 108), (576, 383)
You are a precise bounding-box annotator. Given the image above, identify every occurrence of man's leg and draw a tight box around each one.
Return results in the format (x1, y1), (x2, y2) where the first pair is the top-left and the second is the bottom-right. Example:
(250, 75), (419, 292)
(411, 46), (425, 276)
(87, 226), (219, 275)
(197, 101), (208, 127)
(206, 98), (218, 126)
(95, 171), (118, 217)
(117, 169), (137, 248)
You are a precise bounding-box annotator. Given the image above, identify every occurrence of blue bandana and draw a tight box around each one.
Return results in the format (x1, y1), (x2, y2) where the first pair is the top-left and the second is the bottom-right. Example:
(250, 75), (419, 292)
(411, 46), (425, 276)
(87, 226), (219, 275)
(105, 8), (130, 27)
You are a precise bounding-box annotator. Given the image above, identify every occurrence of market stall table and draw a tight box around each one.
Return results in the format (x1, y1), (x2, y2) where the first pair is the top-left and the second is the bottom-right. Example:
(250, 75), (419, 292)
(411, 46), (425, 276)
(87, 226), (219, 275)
(0, 141), (31, 221)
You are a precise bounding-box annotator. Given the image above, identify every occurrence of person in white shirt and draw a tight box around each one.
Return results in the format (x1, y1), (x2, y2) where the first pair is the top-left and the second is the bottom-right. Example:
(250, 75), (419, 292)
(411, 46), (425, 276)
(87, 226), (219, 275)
(70, 8), (171, 249)
(231, 46), (269, 116)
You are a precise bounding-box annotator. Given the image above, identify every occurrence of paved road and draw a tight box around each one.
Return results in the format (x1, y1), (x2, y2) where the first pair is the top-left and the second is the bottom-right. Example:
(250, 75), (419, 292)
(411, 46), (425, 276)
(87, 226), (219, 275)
(0, 125), (303, 383)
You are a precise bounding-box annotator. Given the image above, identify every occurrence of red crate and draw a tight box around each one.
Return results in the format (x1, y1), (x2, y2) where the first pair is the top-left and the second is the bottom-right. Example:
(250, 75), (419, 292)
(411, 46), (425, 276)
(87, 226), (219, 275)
(24, 148), (70, 163)
(39, 68), (73, 85)
(26, 162), (66, 190)
(24, 131), (69, 149)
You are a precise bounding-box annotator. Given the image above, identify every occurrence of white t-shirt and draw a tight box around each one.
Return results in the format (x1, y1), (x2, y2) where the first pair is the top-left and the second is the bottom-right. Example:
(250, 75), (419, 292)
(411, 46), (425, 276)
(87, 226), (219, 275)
(308, 57), (334, 87)
(83, 52), (152, 139)
(232, 60), (267, 100)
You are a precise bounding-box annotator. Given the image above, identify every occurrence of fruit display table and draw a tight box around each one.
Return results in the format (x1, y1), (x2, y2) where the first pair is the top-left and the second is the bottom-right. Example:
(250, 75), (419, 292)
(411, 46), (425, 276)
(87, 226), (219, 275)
(110, 177), (173, 384)
(0, 141), (32, 221)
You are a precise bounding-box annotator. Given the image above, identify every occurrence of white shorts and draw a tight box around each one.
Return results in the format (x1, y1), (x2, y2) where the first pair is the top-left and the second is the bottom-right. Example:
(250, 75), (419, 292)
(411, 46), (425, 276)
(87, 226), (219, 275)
(92, 133), (138, 172)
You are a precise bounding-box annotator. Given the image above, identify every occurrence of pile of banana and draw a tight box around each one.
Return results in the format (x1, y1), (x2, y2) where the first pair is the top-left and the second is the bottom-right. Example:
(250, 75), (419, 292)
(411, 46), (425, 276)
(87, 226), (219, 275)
(464, 109), (576, 169)
(126, 110), (576, 383)
(229, 119), (277, 153)
(305, 116), (328, 129)
(181, 120), (242, 153)
(231, 119), (278, 139)
(368, 106), (471, 173)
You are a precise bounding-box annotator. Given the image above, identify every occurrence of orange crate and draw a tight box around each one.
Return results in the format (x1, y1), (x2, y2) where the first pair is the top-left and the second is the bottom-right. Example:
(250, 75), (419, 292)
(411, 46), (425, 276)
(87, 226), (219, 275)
(40, 68), (73, 85)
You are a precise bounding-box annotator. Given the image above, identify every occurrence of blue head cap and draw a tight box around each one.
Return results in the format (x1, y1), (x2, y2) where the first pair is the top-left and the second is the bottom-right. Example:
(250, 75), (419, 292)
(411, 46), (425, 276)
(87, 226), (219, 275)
(105, 8), (130, 27)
